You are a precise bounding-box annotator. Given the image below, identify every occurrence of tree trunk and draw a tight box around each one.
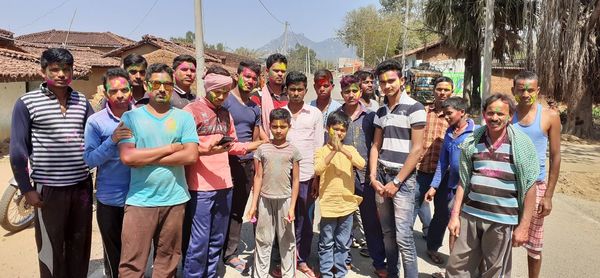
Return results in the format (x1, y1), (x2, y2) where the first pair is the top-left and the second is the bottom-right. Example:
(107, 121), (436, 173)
(463, 49), (473, 111)
(471, 43), (482, 115)
(564, 88), (593, 137)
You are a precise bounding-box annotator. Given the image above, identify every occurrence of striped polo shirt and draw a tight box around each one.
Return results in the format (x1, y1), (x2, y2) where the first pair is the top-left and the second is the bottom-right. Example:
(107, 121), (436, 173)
(14, 84), (92, 188)
(373, 92), (426, 168)
(463, 133), (519, 225)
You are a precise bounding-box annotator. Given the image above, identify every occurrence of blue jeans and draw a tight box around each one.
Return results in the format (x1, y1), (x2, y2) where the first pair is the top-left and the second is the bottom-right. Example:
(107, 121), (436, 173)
(354, 178), (387, 270)
(413, 171), (433, 236)
(375, 168), (419, 278)
(427, 174), (455, 251)
(294, 179), (315, 263)
(319, 213), (353, 278)
(182, 189), (232, 278)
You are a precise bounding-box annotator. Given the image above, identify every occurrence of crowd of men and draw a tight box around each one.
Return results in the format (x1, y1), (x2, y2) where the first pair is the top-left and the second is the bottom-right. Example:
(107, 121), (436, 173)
(9, 47), (560, 278)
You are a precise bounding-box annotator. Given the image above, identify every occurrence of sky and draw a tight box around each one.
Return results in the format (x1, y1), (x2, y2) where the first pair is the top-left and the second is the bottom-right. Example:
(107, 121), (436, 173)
(2, 0), (381, 50)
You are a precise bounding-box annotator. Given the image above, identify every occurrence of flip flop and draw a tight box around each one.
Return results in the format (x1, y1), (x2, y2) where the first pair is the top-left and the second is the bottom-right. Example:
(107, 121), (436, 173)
(224, 257), (246, 273)
(427, 250), (444, 265)
(431, 271), (444, 278)
(298, 263), (319, 278)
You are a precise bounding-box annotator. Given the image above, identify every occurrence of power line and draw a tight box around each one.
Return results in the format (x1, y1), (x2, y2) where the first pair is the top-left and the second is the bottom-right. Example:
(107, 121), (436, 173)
(14, 0), (71, 31)
(256, 0), (285, 25)
(127, 0), (160, 37)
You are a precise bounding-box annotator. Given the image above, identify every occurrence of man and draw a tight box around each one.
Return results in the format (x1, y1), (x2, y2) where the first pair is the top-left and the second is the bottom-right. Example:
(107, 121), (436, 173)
(83, 68), (134, 278)
(136, 55), (197, 108)
(511, 71), (561, 278)
(123, 53), (148, 104)
(336, 75), (388, 277)
(118, 63), (199, 277)
(355, 70), (380, 112)
(414, 76), (452, 262)
(221, 60), (267, 272)
(283, 71), (324, 278)
(10, 48), (95, 278)
(251, 53), (288, 136)
(445, 94), (539, 277)
(369, 59), (426, 278)
(310, 69), (342, 128)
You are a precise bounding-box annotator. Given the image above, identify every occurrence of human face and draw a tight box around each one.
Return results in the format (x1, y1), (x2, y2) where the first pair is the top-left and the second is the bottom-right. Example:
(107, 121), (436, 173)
(378, 70), (403, 97)
(126, 64), (146, 87)
(443, 106), (465, 126)
(360, 77), (374, 96)
(286, 82), (307, 104)
(206, 85), (231, 108)
(270, 119), (290, 141)
(146, 72), (174, 104)
(238, 67), (258, 92)
(41, 63), (73, 88)
(341, 83), (362, 106)
(314, 77), (334, 100)
(328, 124), (347, 141)
(512, 79), (539, 106)
(173, 62), (196, 87)
(483, 100), (511, 134)
(105, 76), (132, 110)
(267, 62), (286, 85)
(434, 82), (453, 103)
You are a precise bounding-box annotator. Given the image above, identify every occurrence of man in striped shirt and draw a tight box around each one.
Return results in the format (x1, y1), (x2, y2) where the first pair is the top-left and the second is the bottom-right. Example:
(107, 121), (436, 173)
(10, 48), (94, 278)
(369, 59), (426, 278)
(445, 94), (539, 277)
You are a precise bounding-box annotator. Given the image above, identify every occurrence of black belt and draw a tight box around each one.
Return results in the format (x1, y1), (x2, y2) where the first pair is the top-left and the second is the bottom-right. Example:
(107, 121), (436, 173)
(378, 164), (400, 175)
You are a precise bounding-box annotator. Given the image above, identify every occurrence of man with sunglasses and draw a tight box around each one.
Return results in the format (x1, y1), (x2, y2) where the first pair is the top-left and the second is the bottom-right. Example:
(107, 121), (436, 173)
(117, 63), (199, 277)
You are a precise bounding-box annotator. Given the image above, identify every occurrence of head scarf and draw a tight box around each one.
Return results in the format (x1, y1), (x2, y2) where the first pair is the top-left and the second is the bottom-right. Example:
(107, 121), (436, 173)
(204, 73), (232, 92)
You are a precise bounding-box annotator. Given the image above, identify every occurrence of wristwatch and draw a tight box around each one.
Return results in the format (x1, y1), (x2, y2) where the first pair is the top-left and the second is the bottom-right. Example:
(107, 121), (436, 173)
(392, 176), (402, 187)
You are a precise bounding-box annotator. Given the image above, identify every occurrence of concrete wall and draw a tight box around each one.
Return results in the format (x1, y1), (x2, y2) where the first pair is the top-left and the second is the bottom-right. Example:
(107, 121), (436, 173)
(71, 66), (111, 99)
(491, 68), (520, 95)
(0, 82), (27, 140)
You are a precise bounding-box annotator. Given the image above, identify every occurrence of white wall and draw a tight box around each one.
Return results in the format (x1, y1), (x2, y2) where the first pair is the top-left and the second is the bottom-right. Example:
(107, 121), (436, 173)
(0, 82), (27, 141)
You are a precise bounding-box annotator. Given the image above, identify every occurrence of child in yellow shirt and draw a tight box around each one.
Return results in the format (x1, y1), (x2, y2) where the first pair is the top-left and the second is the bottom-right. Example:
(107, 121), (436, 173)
(314, 111), (366, 277)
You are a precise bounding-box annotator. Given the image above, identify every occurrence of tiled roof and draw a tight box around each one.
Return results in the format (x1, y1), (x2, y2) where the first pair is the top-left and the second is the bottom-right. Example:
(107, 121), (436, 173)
(17, 42), (120, 67)
(0, 48), (90, 82)
(205, 48), (260, 67)
(15, 29), (134, 48)
(0, 29), (14, 38)
(392, 39), (445, 58)
(143, 49), (236, 75)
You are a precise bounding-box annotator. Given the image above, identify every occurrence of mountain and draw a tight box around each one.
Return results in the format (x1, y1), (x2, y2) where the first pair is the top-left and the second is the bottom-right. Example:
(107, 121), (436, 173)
(258, 32), (357, 61)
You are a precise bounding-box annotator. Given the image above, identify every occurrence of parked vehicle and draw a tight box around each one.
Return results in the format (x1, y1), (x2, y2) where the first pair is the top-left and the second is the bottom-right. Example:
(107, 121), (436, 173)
(405, 64), (443, 105)
(0, 178), (34, 232)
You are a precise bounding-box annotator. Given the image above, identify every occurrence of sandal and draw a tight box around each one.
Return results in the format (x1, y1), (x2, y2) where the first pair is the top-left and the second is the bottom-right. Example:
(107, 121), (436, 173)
(431, 271), (444, 278)
(298, 263), (319, 278)
(374, 268), (388, 278)
(269, 264), (282, 278)
(427, 250), (444, 265)
(224, 257), (246, 273)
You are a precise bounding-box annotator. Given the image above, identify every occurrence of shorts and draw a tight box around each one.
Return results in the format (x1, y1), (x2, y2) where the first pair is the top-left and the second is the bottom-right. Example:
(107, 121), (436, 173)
(523, 181), (547, 259)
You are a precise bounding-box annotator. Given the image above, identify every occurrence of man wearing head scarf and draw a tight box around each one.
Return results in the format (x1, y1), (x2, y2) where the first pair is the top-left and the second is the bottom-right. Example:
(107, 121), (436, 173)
(182, 67), (264, 277)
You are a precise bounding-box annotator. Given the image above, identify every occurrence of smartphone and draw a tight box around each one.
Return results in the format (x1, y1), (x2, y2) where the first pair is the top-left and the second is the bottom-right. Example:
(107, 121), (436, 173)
(217, 136), (234, 146)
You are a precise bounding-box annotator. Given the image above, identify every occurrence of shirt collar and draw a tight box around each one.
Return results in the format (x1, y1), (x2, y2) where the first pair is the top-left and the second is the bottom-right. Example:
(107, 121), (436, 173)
(427, 103), (445, 117)
(104, 101), (131, 121)
(40, 82), (73, 98)
(339, 103), (368, 118)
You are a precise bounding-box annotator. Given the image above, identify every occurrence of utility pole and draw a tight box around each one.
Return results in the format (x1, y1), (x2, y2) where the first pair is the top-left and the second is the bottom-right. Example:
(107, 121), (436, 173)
(384, 27), (392, 60)
(194, 0), (206, 96)
(401, 0), (410, 72)
(282, 21), (289, 55)
(307, 46), (311, 74)
(481, 0), (494, 111)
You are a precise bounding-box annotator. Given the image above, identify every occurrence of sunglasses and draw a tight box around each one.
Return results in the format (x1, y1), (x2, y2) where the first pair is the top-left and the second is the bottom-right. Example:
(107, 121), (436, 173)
(148, 81), (174, 91)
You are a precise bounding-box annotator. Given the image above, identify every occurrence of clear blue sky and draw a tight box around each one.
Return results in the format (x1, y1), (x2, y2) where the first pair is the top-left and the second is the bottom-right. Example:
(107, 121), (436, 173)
(2, 0), (381, 50)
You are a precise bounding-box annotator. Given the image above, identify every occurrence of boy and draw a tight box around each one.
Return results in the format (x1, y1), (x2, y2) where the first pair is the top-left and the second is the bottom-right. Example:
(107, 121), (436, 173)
(247, 108), (302, 278)
(316, 111), (366, 277)
(310, 69), (342, 128)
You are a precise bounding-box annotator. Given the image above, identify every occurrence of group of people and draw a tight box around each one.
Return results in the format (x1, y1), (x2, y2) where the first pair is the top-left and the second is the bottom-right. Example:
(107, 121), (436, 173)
(9, 47), (560, 278)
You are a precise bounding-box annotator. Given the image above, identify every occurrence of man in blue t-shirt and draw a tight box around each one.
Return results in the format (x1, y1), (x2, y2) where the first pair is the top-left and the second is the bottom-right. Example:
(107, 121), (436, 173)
(117, 63), (199, 277)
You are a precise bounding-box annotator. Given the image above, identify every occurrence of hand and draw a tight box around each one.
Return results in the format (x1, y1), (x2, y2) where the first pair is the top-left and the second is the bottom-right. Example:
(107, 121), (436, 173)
(208, 142), (232, 154)
(286, 209), (295, 223)
(512, 224), (529, 247)
(111, 122), (132, 143)
(246, 207), (257, 223)
(24, 191), (43, 208)
(382, 181), (399, 198)
(171, 143), (184, 153)
(538, 196), (552, 217)
(425, 187), (436, 202)
(447, 215), (461, 237)
(371, 179), (385, 196)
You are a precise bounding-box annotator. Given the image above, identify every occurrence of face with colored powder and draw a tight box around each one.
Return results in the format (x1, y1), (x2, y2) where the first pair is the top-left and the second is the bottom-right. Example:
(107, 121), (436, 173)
(328, 124), (347, 141)
(512, 79), (539, 106)
(341, 83), (362, 106)
(270, 119), (290, 141)
(173, 62), (196, 87)
(286, 82), (307, 104)
(483, 99), (511, 134)
(104, 76), (132, 110)
(126, 64), (146, 87)
(360, 77), (374, 96)
(237, 67), (258, 93)
(206, 85), (231, 108)
(267, 62), (287, 85)
(434, 82), (453, 103)
(314, 77), (334, 100)
(146, 72), (174, 105)
(41, 63), (73, 88)
(378, 70), (403, 97)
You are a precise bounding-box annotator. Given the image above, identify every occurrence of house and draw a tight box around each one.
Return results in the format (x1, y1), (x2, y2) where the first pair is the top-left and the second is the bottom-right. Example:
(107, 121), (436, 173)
(15, 29), (134, 53)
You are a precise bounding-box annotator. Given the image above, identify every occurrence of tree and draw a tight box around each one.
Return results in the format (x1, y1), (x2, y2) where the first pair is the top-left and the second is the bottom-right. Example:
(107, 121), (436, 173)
(170, 31), (195, 44)
(536, 0), (600, 138)
(286, 43), (319, 73)
(232, 47), (263, 60)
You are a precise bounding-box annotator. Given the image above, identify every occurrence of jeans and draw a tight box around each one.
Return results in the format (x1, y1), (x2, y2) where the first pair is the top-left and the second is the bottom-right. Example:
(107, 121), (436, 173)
(427, 174), (455, 251)
(413, 171), (433, 236)
(375, 167), (419, 278)
(223, 158), (254, 261)
(354, 177), (387, 270)
(319, 213), (353, 278)
(294, 179), (315, 263)
(96, 201), (124, 278)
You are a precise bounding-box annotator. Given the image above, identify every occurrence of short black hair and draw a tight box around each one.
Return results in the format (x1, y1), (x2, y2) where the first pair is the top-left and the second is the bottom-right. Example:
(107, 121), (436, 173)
(102, 67), (130, 92)
(206, 64), (231, 76)
(237, 60), (261, 76)
(269, 108), (291, 124)
(145, 63), (174, 81)
(374, 59), (403, 77)
(433, 76), (454, 89)
(122, 53), (147, 69)
(313, 69), (333, 83)
(354, 70), (374, 82)
(40, 48), (73, 69)
(266, 53), (287, 69)
(483, 93), (516, 116)
(513, 70), (538, 87)
(285, 71), (307, 88)
(326, 111), (350, 129)
(340, 75), (359, 89)
(441, 97), (467, 111)
(172, 54), (196, 70)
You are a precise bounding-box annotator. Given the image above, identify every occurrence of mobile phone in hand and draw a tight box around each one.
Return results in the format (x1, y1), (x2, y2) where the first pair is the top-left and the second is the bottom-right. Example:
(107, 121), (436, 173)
(217, 136), (234, 146)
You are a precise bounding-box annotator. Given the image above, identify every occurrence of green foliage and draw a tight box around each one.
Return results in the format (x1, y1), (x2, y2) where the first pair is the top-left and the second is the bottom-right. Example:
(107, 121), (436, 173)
(170, 31), (195, 44)
(232, 47), (263, 60)
(593, 106), (600, 121)
(286, 44), (319, 73)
